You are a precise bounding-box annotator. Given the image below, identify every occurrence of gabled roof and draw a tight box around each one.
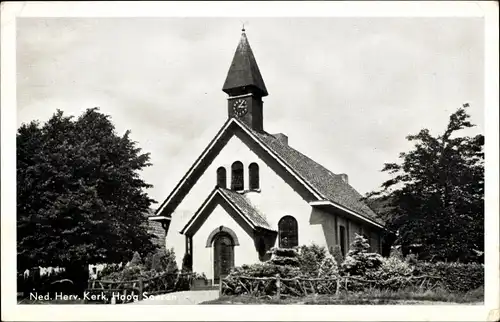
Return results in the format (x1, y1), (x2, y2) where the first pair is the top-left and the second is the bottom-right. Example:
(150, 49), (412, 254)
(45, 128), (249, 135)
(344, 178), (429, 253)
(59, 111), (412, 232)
(156, 118), (385, 230)
(246, 127), (384, 226)
(180, 187), (274, 235)
(222, 30), (268, 97)
(218, 188), (271, 230)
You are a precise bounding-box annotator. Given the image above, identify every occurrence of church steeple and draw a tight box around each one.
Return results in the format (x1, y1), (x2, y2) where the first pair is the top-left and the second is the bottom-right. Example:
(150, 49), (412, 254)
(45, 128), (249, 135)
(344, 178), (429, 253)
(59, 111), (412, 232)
(223, 28), (268, 97)
(223, 28), (267, 132)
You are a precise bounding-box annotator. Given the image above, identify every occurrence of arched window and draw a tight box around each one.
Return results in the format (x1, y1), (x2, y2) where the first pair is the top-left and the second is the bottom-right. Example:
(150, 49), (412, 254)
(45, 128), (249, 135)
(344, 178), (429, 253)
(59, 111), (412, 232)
(249, 163), (259, 190)
(278, 216), (298, 248)
(231, 161), (244, 191)
(216, 167), (227, 188)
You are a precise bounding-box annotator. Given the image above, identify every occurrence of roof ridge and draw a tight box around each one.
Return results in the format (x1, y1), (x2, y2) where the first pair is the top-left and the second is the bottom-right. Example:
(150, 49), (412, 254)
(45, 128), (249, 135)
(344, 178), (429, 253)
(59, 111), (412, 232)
(239, 121), (384, 225)
(158, 117), (384, 229)
(255, 127), (338, 176)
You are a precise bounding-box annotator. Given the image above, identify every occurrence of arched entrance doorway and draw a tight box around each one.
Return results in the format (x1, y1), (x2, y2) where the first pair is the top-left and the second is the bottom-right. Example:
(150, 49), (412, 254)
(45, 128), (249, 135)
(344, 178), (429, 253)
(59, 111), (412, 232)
(213, 232), (235, 284)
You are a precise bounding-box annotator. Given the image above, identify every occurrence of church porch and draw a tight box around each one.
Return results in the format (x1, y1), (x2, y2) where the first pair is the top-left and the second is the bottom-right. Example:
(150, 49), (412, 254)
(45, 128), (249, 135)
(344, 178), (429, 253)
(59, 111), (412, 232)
(180, 187), (276, 284)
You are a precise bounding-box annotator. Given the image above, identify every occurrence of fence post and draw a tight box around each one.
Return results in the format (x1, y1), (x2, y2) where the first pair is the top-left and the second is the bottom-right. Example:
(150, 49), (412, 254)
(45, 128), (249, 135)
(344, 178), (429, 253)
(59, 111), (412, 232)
(219, 278), (223, 297)
(335, 278), (340, 295)
(138, 279), (144, 301)
(275, 274), (281, 301)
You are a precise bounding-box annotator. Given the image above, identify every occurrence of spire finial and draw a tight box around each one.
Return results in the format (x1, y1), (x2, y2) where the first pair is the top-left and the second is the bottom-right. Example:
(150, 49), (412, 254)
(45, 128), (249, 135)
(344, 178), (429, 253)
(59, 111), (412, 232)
(242, 23), (245, 33)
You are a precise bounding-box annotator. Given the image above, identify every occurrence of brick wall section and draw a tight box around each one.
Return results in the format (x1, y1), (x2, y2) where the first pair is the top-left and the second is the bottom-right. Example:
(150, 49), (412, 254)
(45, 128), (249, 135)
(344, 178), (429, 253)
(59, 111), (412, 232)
(148, 220), (166, 249)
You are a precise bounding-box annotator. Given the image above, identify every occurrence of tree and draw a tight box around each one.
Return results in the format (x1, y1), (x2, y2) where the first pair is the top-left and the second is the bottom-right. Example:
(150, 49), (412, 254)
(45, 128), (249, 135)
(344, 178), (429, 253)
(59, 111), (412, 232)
(17, 108), (158, 273)
(367, 104), (484, 262)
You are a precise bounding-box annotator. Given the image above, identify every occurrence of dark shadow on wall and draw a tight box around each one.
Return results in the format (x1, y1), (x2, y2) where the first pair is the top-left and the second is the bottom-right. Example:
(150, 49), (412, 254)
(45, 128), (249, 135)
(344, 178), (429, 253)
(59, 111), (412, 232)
(253, 230), (277, 262)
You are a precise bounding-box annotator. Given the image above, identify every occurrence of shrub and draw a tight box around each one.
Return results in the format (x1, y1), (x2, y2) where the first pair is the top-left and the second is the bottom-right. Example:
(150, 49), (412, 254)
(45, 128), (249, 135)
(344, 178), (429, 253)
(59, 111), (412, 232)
(129, 252), (143, 267)
(413, 261), (484, 293)
(158, 248), (179, 273)
(122, 265), (146, 281)
(222, 262), (302, 296)
(174, 273), (193, 291)
(405, 253), (418, 265)
(270, 247), (298, 258)
(141, 248), (178, 274)
(99, 263), (123, 278)
(101, 265), (144, 282)
(268, 247), (300, 267)
(270, 255), (300, 267)
(193, 272), (207, 280)
(101, 249), (179, 282)
(181, 253), (192, 272)
(389, 247), (404, 260)
(317, 255), (339, 278)
(230, 263), (301, 279)
(341, 234), (383, 276)
(296, 244), (329, 276)
(365, 256), (415, 290)
(331, 245), (344, 266)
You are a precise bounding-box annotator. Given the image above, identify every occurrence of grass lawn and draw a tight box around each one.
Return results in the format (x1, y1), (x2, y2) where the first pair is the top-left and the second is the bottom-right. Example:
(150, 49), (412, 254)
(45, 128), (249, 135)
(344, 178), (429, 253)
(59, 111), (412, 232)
(201, 287), (484, 305)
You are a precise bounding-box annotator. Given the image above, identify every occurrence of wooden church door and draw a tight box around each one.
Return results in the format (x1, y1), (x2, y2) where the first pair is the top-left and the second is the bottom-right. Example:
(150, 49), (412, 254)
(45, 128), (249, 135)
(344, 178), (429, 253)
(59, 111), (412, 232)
(213, 232), (234, 284)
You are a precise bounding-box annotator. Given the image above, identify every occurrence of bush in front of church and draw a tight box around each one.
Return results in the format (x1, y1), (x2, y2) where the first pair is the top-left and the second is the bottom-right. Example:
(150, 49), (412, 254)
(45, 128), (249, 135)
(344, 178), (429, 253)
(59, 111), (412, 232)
(222, 262), (302, 296)
(268, 247), (300, 267)
(98, 263), (123, 279)
(317, 255), (339, 278)
(100, 248), (179, 281)
(296, 244), (332, 277)
(222, 245), (342, 296)
(412, 261), (484, 293)
(331, 245), (344, 266)
(341, 233), (383, 276)
(181, 253), (193, 272)
(363, 255), (415, 290)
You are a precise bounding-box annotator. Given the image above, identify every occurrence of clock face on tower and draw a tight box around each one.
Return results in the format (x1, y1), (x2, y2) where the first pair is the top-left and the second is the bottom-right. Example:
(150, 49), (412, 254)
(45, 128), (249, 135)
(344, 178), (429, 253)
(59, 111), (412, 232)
(232, 99), (248, 117)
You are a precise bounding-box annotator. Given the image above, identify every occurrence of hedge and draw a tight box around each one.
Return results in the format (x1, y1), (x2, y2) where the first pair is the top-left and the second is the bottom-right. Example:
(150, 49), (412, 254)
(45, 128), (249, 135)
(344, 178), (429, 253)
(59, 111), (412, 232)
(414, 261), (484, 293)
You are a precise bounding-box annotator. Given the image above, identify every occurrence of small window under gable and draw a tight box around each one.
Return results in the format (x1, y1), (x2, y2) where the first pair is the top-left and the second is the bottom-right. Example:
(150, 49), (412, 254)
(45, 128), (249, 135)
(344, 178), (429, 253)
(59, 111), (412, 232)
(278, 216), (298, 248)
(231, 161), (244, 191)
(249, 162), (259, 190)
(217, 167), (227, 188)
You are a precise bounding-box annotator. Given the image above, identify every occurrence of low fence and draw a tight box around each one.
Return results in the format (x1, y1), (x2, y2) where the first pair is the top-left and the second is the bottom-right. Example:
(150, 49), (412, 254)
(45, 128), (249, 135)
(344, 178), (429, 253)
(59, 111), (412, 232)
(220, 274), (443, 299)
(85, 273), (192, 304)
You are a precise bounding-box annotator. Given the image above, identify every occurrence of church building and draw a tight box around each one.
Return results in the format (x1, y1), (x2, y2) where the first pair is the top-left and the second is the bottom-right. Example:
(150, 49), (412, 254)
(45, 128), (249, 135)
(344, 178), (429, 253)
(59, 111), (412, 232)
(149, 29), (386, 284)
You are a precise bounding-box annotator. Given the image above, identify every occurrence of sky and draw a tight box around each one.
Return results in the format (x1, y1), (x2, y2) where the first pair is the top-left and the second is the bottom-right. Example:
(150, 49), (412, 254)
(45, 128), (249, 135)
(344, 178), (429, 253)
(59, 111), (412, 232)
(16, 17), (485, 206)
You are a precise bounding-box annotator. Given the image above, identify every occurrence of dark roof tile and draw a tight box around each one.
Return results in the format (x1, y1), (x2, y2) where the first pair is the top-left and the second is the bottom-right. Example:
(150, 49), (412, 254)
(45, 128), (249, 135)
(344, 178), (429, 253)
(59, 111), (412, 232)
(222, 31), (268, 97)
(147, 220), (166, 248)
(247, 127), (384, 226)
(218, 188), (274, 230)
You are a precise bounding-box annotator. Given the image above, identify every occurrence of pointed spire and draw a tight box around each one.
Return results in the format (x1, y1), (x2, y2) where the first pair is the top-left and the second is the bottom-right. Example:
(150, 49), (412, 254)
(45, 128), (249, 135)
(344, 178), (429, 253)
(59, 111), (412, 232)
(222, 29), (268, 97)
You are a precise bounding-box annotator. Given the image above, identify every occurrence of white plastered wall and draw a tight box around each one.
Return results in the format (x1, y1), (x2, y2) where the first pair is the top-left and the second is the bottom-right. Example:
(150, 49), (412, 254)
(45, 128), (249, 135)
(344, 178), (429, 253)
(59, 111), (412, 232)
(164, 132), (383, 273)
(191, 204), (259, 281)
